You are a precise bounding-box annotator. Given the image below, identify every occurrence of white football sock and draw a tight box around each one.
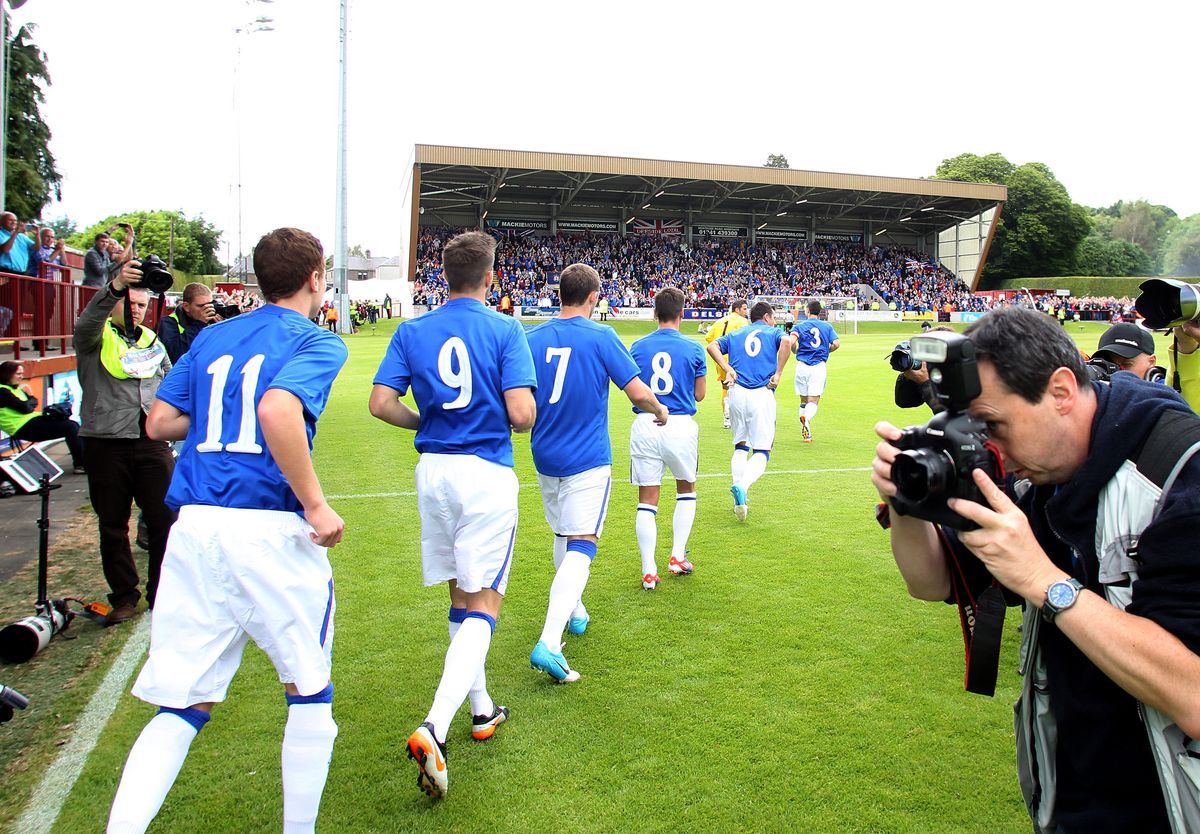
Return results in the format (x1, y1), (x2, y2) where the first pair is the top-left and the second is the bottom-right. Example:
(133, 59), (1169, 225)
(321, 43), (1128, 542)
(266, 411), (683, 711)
(722, 393), (730, 419)
(636, 503), (658, 576)
(731, 447), (749, 483)
(539, 547), (592, 646)
(426, 614), (493, 743)
(107, 709), (206, 833)
(799, 403), (808, 422)
(449, 612), (494, 718)
(672, 495), (697, 558)
(741, 451), (769, 490)
(282, 700), (338, 834)
(807, 402), (819, 424)
(552, 534), (567, 570)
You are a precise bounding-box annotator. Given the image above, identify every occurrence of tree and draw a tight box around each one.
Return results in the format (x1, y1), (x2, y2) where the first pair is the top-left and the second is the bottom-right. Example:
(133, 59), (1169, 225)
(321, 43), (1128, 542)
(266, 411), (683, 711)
(45, 215), (76, 239)
(4, 16), (62, 219)
(69, 211), (225, 275)
(1073, 234), (1153, 276)
(1109, 200), (1177, 267)
(1161, 214), (1200, 277)
(932, 154), (1089, 281)
(764, 154), (789, 169)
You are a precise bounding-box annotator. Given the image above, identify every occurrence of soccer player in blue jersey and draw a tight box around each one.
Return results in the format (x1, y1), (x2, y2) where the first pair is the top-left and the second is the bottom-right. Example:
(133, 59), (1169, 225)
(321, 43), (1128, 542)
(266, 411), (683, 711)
(526, 263), (667, 681)
(629, 287), (707, 588)
(791, 300), (841, 442)
(706, 300), (795, 521)
(369, 231), (536, 799)
(108, 228), (349, 834)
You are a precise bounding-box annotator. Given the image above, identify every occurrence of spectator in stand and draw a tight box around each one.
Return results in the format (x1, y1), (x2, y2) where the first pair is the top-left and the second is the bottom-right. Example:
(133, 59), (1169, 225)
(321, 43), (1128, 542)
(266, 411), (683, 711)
(0, 360), (85, 472)
(158, 283), (219, 364)
(29, 227), (66, 278)
(0, 212), (36, 276)
(83, 232), (113, 288)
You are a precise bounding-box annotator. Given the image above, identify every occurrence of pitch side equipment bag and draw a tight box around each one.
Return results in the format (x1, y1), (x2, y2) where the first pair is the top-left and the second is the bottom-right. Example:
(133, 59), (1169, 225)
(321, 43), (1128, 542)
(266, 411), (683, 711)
(1015, 408), (1200, 834)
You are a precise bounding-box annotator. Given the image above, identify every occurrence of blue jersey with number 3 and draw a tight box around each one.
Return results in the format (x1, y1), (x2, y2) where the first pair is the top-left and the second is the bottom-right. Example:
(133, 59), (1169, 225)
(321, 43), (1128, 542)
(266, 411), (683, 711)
(716, 322), (784, 390)
(373, 297), (536, 467)
(793, 318), (839, 365)
(526, 316), (640, 477)
(629, 328), (706, 416)
(156, 305), (349, 514)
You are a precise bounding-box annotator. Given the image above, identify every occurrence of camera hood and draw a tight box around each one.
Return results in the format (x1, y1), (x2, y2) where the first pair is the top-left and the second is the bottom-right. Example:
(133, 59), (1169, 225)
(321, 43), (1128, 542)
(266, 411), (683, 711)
(1137, 278), (1200, 330)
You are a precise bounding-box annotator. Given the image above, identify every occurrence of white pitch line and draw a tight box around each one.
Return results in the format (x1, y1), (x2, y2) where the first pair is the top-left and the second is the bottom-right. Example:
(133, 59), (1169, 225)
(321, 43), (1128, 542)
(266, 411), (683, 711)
(17, 616), (151, 834)
(326, 467), (870, 501)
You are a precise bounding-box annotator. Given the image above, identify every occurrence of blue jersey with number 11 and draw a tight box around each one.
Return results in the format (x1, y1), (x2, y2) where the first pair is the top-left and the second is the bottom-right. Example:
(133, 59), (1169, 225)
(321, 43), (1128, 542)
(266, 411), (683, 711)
(156, 305), (349, 515)
(373, 297), (536, 468)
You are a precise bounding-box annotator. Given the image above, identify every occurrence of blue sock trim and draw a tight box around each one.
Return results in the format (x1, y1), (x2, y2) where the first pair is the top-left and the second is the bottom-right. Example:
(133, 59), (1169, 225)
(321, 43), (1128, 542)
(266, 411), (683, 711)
(734, 443), (749, 452)
(464, 611), (497, 633)
(157, 706), (211, 733)
(677, 494), (697, 501)
(448, 606), (468, 624)
(286, 683), (334, 706)
(753, 449), (771, 461)
(567, 539), (599, 561)
(636, 504), (658, 515)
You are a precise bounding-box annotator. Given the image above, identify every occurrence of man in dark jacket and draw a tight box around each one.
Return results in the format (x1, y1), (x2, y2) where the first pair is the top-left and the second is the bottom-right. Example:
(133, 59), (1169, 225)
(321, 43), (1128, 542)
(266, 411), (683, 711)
(872, 306), (1200, 833)
(157, 282), (217, 363)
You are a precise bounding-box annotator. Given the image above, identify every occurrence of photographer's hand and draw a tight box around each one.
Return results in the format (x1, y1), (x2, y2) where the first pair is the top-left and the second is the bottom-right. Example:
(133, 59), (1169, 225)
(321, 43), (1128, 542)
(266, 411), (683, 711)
(870, 421), (903, 499)
(112, 260), (143, 291)
(949, 470), (1065, 604)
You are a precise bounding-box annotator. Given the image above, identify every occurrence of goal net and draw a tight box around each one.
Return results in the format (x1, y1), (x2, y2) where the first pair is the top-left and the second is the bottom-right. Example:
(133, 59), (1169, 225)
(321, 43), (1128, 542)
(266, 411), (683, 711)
(750, 295), (860, 336)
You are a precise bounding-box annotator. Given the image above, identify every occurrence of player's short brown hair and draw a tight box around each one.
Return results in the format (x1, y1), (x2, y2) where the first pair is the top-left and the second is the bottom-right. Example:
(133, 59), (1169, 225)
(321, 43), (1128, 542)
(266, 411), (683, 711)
(442, 231), (496, 293)
(749, 301), (774, 323)
(253, 228), (324, 302)
(654, 287), (685, 322)
(559, 263), (600, 306)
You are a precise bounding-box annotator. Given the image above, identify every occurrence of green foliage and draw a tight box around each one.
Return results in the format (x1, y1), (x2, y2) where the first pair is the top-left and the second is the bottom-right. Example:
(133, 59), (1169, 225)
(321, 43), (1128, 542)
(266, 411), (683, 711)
(69, 210), (225, 274)
(1073, 234), (1154, 277)
(44, 214), (76, 239)
(1161, 214), (1200, 276)
(3, 16), (61, 219)
(764, 153), (790, 168)
(1080, 200), (1178, 273)
(991, 276), (1166, 298)
(933, 152), (1014, 184)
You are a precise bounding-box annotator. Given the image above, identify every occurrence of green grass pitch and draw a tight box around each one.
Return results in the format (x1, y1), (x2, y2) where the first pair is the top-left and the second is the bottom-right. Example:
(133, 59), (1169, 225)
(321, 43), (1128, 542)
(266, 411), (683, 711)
(50, 316), (1151, 833)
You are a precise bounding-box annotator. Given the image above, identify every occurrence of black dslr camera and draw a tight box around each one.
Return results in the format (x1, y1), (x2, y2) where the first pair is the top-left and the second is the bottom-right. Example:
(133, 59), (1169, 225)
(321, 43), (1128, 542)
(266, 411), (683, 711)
(889, 332), (1004, 531)
(138, 254), (174, 294)
(889, 340), (922, 373)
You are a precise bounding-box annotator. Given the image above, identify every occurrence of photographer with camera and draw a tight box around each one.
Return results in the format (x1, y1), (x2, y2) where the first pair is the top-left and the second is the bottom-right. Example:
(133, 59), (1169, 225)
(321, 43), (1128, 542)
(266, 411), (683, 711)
(73, 257), (174, 624)
(871, 306), (1200, 834)
(0, 361), (84, 473)
(890, 325), (955, 414)
(1088, 321), (1166, 383)
(158, 282), (220, 364)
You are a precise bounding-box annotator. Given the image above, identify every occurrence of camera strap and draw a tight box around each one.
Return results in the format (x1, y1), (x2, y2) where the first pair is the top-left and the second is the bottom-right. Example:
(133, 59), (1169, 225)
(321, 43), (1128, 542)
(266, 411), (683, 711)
(939, 525), (1006, 697)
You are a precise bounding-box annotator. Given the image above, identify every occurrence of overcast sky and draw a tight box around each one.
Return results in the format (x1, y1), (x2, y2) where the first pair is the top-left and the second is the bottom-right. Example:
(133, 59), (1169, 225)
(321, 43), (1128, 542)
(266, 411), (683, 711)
(15, 0), (1199, 263)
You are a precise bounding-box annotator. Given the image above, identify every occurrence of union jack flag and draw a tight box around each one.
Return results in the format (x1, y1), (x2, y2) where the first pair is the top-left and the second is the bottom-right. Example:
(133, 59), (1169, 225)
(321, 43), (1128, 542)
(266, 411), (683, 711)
(630, 218), (684, 235)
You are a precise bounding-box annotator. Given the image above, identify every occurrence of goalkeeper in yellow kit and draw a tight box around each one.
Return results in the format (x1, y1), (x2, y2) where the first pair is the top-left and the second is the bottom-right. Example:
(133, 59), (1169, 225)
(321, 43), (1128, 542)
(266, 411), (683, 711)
(704, 298), (749, 428)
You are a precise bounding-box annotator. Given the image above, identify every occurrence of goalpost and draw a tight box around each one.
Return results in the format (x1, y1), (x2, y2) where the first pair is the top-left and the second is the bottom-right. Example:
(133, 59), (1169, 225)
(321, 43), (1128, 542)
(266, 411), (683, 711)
(751, 295), (860, 336)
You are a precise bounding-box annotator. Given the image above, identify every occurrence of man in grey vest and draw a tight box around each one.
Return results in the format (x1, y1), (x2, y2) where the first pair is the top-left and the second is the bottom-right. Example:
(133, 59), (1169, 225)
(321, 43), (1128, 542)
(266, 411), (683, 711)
(871, 306), (1200, 834)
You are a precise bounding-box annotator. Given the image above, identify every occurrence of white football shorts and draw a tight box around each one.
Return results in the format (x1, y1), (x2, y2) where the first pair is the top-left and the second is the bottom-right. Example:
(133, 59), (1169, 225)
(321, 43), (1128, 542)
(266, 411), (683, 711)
(537, 464), (612, 537)
(630, 412), (699, 485)
(793, 361), (828, 397)
(416, 453), (518, 594)
(132, 505), (335, 707)
(728, 384), (777, 450)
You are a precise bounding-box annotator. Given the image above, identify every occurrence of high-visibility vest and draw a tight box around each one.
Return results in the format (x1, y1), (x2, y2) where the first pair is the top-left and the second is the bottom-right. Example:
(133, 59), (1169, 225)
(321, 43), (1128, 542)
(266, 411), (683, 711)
(0, 382), (37, 436)
(100, 320), (166, 380)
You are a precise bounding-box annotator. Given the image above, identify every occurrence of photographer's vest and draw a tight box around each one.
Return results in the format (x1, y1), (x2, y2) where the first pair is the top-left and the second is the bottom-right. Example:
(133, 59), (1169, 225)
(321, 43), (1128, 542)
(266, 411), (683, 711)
(164, 310), (185, 334)
(0, 383), (37, 436)
(1015, 408), (1200, 834)
(100, 321), (167, 380)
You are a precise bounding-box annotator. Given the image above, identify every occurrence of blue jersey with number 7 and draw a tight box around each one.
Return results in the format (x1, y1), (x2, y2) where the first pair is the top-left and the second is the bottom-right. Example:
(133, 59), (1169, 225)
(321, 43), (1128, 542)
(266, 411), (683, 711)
(156, 304), (349, 514)
(373, 297), (536, 468)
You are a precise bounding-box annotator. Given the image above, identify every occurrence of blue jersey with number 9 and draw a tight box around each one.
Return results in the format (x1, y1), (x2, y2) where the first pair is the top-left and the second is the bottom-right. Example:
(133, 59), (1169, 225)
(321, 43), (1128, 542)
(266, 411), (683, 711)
(156, 305), (349, 514)
(373, 297), (536, 467)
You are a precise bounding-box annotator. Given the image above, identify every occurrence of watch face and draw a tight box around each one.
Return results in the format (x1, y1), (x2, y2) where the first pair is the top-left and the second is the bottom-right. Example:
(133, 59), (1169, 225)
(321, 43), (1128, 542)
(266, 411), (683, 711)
(1048, 581), (1077, 608)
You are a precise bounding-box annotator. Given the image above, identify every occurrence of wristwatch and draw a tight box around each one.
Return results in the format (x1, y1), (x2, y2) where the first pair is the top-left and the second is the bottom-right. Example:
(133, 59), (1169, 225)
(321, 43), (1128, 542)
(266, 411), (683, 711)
(1042, 578), (1084, 622)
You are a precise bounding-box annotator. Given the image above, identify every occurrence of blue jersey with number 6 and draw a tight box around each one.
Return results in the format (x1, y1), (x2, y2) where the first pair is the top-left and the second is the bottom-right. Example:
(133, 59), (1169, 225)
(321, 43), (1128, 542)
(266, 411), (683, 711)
(629, 328), (706, 416)
(526, 316), (640, 477)
(156, 305), (349, 514)
(716, 322), (783, 390)
(793, 318), (839, 365)
(373, 296), (536, 467)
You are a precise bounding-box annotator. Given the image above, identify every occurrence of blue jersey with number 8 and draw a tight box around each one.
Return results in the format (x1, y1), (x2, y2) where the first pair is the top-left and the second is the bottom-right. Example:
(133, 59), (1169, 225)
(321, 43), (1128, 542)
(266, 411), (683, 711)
(629, 328), (706, 416)
(156, 305), (349, 514)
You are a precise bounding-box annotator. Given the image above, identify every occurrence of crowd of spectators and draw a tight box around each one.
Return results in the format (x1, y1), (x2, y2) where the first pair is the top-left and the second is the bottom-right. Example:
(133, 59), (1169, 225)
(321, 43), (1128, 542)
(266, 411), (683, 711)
(412, 226), (987, 314)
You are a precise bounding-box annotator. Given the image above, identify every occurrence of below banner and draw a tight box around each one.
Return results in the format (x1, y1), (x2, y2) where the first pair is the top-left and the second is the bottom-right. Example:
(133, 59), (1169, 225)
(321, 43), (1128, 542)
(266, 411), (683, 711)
(630, 218), (684, 235)
(815, 232), (863, 243)
(558, 219), (619, 232)
(683, 308), (725, 320)
(756, 228), (808, 241)
(486, 218), (550, 231)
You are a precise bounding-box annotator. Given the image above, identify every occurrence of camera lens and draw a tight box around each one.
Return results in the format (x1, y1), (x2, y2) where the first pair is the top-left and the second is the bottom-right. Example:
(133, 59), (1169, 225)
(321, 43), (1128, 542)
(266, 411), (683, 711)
(892, 449), (953, 499)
